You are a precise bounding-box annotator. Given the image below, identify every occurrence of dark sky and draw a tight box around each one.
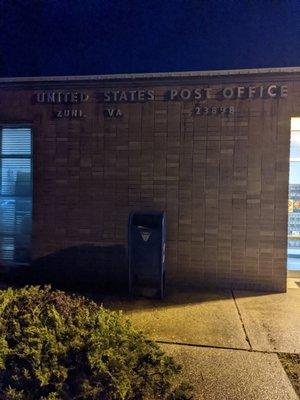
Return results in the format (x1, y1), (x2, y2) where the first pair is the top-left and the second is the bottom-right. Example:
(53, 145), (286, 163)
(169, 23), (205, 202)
(0, 0), (300, 77)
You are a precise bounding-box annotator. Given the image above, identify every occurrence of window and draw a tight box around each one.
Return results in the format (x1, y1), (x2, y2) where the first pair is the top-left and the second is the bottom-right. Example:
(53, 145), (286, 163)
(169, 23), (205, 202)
(0, 127), (32, 263)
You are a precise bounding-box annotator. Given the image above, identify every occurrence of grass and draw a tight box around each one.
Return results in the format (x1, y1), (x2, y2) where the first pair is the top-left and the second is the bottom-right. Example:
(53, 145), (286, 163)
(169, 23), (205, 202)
(278, 353), (300, 397)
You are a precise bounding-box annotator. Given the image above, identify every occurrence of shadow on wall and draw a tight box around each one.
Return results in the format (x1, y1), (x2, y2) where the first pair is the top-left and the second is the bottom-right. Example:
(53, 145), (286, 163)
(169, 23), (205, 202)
(0, 246), (279, 306)
(2, 244), (128, 294)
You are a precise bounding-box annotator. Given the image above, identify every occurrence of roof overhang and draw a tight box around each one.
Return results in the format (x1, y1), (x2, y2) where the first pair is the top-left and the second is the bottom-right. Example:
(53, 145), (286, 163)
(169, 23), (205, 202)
(1, 66), (300, 83)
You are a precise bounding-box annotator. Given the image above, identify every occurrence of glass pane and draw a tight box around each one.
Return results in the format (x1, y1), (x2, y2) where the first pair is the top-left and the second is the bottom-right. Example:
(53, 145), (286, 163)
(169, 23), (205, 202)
(0, 128), (32, 263)
(0, 198), (16, 234)
(290, 131), (300, 160)
(0, 197), (32, 262)
(291, 117), (300, 131)
(288, 126), (300, 266)
(289, 161), (300, 184)
(1, 159), (31, 196)
(1, 128), (31, 155)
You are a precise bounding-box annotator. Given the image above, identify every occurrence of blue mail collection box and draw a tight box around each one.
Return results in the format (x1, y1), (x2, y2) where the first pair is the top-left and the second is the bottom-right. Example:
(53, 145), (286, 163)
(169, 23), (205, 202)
(128, 211), (166, 299)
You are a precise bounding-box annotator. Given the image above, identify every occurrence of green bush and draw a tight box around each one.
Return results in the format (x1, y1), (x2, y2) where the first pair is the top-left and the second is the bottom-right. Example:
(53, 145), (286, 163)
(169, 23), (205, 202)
(0, 286), (193, 400)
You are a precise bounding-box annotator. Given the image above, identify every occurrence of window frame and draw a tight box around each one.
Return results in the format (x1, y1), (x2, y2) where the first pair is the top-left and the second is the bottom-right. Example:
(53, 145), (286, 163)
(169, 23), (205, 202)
(0, 125), (33, 264)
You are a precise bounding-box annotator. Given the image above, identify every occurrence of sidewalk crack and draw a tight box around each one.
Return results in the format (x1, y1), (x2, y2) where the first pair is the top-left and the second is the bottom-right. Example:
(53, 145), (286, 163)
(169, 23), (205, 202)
(231, 290), (253, 350)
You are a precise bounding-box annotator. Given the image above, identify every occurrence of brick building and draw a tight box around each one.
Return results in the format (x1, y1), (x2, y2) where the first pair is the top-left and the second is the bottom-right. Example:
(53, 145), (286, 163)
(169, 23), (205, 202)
(0, 67), (299, 292)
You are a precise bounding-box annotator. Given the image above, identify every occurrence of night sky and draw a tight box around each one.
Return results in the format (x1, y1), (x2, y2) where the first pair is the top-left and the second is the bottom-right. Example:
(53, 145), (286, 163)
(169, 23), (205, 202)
(0, 0), (300, 77)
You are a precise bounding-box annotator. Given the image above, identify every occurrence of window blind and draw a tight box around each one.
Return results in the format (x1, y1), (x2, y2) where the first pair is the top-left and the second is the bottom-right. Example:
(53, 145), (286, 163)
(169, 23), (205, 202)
(0, 128), (32, 263)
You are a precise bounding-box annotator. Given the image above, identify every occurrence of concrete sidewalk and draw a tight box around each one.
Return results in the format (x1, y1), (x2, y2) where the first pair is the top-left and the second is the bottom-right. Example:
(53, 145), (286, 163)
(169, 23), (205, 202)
(98, 282), (300, 400)
(162, 344), (297, 400)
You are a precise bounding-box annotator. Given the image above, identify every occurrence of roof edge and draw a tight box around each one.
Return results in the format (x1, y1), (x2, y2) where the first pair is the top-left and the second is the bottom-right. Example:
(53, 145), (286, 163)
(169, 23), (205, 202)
(1, 66), (300, 83)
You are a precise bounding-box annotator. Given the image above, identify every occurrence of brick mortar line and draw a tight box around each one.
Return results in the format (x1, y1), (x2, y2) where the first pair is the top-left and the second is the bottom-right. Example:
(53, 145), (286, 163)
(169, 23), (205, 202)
(231, 289), (253, 350)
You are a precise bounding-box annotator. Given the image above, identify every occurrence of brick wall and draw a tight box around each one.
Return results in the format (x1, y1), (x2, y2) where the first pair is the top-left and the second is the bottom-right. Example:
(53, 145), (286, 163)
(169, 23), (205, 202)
(1, 72), (299, 291)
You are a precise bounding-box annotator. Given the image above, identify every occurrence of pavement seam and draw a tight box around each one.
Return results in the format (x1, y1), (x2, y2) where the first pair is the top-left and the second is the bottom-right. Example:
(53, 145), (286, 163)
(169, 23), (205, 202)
(154, 339), (283, 355)
(231, 289), (253, 350)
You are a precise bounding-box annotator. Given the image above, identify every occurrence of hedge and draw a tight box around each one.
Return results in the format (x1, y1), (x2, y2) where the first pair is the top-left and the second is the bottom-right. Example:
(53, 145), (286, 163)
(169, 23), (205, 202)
(0, 286), (193, 400)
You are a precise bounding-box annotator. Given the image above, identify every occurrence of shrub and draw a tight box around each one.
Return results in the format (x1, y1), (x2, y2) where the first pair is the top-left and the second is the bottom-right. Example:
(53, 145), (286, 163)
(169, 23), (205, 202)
(0, 286), (193, 400)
